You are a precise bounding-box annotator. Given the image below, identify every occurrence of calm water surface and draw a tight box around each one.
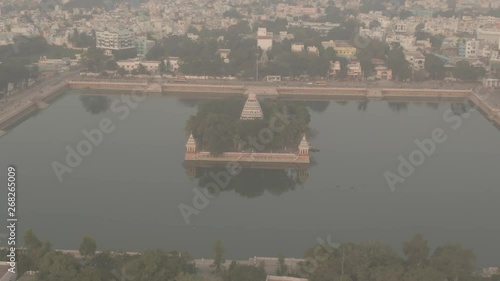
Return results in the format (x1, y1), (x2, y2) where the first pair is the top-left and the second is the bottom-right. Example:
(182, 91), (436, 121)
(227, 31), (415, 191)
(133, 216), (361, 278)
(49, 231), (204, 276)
(0, 91), (499, 266)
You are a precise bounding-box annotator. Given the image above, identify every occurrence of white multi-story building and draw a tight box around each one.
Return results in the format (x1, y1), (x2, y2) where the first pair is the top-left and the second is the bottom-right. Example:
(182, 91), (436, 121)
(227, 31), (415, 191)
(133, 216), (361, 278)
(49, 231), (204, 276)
(96, 29), (135, 50)
(257, 27), (273, 51)
(0, 32), (14, 46)
(359, 28), (386, 42)
(405, 52), (426, 70)
(465, 39), (480, 58)
(166, 57), (180, 72)
(386, 34), (415, 51)
(347, 59), (362, 78)
(307, 46), (319, 55)
(291, 43), (305, 53)
(275, 31), (294, 42)
(117, 58), (160, 73)
(135, 36), (156, 57)
(477, 28), (500, 44)
(10, 24), (36, 37)
(394, 22), (408, 33)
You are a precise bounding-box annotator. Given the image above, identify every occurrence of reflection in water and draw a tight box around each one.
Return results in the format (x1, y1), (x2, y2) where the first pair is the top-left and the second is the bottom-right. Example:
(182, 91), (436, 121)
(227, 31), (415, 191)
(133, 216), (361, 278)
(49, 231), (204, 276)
(177, 99), (199, 108)
(304, 101), (331, 113)
(280, 100), (330, 113)
(426, 102), (439, 110)
(80, 95), (112, 115)
(357, 100), (369, 112)
(388, 102), (409, 112)
(335, 101), (348, 106)
(451, 102), (473, 116)
(185, 166), (309, 198)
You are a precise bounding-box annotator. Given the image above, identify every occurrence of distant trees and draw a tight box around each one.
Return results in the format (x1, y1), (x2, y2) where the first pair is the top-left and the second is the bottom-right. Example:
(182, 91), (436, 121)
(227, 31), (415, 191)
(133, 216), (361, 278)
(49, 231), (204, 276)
(79, 235), (97, 258)
(0, 36), (55, 91)
(487, 7), (500, 17)
(81, 47), (105, 73)
(433, 10), (457, 18)
(453, 61), (485, 82)
(302, 235), (477, 281)
(125, 249), (196, 281)
(37, 251), (81, 281)
(316, 3), (345, 23)
(12, 230), (492, 281)
(223, 8), (243, 19)
(256, 18), (289, 34)
(105, 60), (118, 71)
(414, 32), (444, 50)
(403, 234), (430, 267)
(223, 263), (266, 281)
(117, 66), (128, 76)
(131, 64), (148, 75)
(213, 240), (226, 273)
(415, 23), (425, 32)
(424, 54), (446, 80)
(277, 253), (288, 276)
(327, 20), (361, 41)
(112, 48), (138, 60)
(18, 230), (53, 276)
(399, 9), (414, 20)
(430, 243), (476, 281)
(356, 39), (389, 77)
(146, 32), (251, 77)
(387, 43), (411, 81)
(262, 52), (327, 78)
(19, 230), (197, 281)
(360, 0), (387, 13)
(69, 29), (95, 48)
(369, 20), (381, 29)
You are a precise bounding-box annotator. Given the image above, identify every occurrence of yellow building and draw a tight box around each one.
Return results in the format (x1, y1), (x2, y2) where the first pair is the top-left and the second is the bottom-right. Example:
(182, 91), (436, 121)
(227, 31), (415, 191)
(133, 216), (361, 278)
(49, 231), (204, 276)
(322, 40), (357, 57)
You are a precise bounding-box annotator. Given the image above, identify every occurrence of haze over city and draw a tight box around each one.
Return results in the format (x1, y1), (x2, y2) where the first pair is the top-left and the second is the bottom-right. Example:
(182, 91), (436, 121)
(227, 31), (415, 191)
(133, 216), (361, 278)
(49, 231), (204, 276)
(0, 0), (500, 281)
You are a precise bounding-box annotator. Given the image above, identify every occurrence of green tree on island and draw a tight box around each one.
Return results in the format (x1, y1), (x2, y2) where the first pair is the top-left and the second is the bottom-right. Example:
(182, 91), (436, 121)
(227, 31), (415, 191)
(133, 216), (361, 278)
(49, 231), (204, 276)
(186, 98), (311, 155)
(213, 239), (226, 273)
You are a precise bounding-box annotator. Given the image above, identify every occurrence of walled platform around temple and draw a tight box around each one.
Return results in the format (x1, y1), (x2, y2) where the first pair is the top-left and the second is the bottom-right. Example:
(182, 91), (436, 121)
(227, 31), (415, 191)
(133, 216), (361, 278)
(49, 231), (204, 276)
(185, 151), (310, 164)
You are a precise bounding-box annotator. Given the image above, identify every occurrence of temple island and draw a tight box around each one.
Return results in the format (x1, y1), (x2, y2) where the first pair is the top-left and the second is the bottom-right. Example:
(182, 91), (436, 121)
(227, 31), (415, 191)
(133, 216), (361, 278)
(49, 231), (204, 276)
(184, 94), (311, 170)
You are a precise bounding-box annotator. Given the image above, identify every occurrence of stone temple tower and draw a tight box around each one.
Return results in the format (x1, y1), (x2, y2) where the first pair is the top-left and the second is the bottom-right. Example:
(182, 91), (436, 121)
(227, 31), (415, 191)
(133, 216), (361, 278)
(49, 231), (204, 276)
(240, 93), (264, 120)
